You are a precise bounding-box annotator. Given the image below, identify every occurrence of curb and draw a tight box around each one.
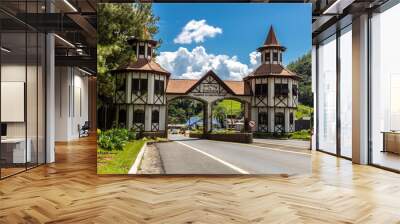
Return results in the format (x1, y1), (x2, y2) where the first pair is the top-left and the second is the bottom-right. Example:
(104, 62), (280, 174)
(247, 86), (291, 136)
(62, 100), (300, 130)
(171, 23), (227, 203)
(128, 142), (147, 174)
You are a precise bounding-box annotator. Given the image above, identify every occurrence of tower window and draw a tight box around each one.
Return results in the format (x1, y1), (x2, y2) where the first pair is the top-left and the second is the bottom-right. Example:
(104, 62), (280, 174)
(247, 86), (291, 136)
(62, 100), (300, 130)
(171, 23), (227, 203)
(292, 85), (298, 96)
(152, 110), (159, 123)
(154, 80), (164, 95)
(147, 46), (152, 57)
(133, 44), (137, 55)
(265, 52), (270, 62)
(275, 84), (289, 96)
(132, 78), (148, 95)
(273, 52), (278, 61)
(255, 83), (268, 96)
(139, 45), (145, 55)
(280, 53), (282, 62)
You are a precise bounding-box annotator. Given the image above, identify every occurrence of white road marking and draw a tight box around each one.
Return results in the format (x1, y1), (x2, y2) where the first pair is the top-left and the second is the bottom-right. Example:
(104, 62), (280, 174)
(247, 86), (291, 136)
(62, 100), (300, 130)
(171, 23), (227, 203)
(175, 141), (250, 174)
(206, 140), (310, 156)
(253, 140), (309, 148)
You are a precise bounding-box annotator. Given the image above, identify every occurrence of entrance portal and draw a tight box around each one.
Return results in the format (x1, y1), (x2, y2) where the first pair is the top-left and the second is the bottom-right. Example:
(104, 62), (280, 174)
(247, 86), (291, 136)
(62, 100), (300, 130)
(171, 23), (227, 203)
(211, 99), (247, 133)
(167, 97), (206, 138)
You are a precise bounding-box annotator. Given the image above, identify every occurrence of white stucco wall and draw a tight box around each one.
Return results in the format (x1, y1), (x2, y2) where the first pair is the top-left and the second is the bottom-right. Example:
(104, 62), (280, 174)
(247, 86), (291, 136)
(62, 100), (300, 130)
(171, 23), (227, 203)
(55, 67), (89, 141)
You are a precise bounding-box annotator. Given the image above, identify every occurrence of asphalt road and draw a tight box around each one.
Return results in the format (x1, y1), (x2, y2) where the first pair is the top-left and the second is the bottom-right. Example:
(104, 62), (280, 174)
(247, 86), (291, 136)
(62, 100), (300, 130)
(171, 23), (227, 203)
(156, 135), (311, 175)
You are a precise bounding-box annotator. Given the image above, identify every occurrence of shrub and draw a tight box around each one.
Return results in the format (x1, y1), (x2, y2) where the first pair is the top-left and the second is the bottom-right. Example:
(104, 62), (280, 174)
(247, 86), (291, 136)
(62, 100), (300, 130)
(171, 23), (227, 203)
(288, 129), (311, 140)
(253, 132), (290, 139)
(97, 128), (137, 151)
(190, 129), (202, 134)
(128, 130), (136, 141)
(211, 129), (237, 134)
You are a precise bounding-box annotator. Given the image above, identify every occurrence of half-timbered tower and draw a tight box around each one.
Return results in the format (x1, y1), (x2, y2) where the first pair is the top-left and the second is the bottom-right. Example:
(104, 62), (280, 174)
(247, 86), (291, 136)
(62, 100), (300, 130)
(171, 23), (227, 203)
(111, 37), (170, 136)
(244, 26), (300, 133)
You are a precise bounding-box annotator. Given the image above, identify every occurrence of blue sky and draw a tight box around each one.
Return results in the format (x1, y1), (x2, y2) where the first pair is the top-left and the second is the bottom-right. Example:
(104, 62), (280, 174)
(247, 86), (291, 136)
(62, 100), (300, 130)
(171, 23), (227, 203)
(153, 3), (311, 80)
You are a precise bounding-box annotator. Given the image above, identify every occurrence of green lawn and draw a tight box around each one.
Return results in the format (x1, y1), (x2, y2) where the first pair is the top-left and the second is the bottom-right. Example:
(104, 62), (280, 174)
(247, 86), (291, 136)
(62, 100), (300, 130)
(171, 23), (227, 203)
(97, 140), (145, 174)
(295, 104), (313, 120)
(218, 99), (242, 116)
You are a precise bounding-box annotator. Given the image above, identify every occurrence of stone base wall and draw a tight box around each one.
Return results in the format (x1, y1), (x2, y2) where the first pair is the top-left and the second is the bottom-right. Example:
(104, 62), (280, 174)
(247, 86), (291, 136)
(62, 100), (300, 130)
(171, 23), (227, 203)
(139, 131), (167, 139)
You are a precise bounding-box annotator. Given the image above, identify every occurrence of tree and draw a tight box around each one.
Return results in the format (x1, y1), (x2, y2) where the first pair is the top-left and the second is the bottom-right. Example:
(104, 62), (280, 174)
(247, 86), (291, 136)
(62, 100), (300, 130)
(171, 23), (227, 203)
(168, 99), (204, 125)
(97, 3), (159, 108)
(213, 104), (226, 129)
(287, 52), (312, 107)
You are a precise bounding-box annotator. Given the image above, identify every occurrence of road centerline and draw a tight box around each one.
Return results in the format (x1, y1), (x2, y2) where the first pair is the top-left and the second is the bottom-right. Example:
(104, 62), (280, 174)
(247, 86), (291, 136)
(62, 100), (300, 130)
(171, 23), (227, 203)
(175, 141), (250, 174)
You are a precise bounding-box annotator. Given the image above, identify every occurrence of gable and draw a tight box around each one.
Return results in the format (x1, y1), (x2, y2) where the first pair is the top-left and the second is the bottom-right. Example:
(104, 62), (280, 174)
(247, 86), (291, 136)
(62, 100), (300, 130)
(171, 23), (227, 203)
(185, 71), (235, 96)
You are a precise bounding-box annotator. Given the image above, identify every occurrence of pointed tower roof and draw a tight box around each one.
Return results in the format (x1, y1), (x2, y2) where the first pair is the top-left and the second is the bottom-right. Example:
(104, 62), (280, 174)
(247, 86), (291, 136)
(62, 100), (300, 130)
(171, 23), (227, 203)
(264, 26), (279, 45)
(257, 25), (286, 52)
(112, 36), (170, 76)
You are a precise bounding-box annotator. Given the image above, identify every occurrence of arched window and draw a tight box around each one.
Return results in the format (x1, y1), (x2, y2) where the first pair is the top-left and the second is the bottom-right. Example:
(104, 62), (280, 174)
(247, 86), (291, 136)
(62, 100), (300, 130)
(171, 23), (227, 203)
(118, 109), (127, 127)
(275, 112), (285, 126)
(258, 112), (268, 125)
(133, 109), (145, 124)
(152, 110), (159, 123)
(290, 112), (294, 125)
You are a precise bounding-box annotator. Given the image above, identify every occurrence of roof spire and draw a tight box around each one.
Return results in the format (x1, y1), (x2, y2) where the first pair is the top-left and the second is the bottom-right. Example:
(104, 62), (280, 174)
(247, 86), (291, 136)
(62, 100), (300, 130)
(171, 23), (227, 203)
(264, 26), (279, 46)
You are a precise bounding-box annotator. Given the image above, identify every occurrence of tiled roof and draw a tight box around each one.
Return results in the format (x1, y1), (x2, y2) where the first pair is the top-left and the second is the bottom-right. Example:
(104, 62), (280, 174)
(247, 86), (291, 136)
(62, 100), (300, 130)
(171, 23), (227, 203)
(166, 79), (197, 94)
(224, 81), (245, 95)
(112, 58), (170, 76)
(258, 26), (286, 51)
(264, 26), (279, 46)
(245, 63), (300, 79)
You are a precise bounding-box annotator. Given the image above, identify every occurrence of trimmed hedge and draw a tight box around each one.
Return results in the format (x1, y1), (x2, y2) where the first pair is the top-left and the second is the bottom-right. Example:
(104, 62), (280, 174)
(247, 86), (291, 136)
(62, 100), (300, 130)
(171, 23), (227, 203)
(189, 132), (253, 143)
(253, 132), (290, 139)
(253, 130), (311, 140)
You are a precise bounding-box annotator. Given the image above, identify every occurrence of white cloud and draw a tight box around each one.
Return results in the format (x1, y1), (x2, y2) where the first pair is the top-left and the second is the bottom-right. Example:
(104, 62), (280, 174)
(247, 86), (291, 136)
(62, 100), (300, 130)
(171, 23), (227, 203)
(249, 51), (261, 66)
(156, 46), (261, 80)
(174, 20), (222, 44)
